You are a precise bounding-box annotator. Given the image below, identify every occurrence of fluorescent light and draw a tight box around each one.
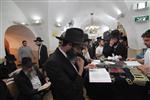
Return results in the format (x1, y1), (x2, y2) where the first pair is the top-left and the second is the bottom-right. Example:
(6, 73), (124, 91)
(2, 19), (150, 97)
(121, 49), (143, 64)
(21, 22), (26, 25)
(32, 16), (41, 20)
(32, 15), (42, 24)
(56, 17), (62, 23)
(35, 20), (40, 23)
(116, 8), (122, 15)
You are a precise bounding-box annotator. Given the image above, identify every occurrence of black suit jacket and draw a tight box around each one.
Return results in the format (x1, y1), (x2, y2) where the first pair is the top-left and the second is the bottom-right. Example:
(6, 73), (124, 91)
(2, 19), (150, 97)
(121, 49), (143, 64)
(14, 68), (46, 100)
(103, 43), (127, 60)
(103, 43), (114, 57)
(0, 80), (13, 100)
(44, 48), (84, 100)
(39, 44), (48, 67)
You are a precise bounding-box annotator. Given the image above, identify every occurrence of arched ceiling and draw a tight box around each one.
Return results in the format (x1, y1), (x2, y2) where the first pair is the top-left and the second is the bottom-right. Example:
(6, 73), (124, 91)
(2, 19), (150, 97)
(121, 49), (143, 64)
(7, 0), (135, 34)
(2, 0), (149, 50)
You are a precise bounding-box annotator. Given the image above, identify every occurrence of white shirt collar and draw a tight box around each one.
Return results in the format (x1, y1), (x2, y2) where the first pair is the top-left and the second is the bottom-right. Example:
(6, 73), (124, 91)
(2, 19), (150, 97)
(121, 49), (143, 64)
(58, 47), (67, 58)
(58, 47), (78, 72)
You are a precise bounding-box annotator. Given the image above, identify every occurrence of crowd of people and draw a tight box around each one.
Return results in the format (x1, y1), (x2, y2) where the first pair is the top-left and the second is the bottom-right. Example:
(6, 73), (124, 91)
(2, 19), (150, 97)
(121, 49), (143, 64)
(0, 28), (150, 100)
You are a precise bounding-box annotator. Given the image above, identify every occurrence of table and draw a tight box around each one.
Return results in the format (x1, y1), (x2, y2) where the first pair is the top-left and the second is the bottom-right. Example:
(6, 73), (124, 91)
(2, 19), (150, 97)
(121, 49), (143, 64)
(84, 61), (150, 100)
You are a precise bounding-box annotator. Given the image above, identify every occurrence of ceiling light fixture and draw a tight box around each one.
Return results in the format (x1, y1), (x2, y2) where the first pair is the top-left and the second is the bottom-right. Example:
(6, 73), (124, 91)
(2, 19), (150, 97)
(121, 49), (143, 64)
(32, 15), (42, 25)
(85, 13), (100, 34)
(32, 16), (41, 20)
(13, 21), (28, 26)
(55, 17), (63, 27)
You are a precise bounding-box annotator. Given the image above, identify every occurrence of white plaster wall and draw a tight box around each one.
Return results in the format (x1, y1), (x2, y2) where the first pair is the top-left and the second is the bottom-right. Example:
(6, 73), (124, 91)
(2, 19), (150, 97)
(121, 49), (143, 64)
(118, 1), (150, 49)
(1, 0), (36, 58)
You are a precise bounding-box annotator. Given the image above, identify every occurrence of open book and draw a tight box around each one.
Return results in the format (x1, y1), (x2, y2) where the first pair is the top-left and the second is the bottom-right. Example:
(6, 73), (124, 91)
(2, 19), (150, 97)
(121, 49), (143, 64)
(124, 61), (141, 67)
(89, 68), (112, 83)
(38, 82), (51, 91)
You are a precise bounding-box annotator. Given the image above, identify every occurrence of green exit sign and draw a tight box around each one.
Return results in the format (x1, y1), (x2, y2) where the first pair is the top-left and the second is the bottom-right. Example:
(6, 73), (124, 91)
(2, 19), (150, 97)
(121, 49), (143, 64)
(135, 15), (149, 22)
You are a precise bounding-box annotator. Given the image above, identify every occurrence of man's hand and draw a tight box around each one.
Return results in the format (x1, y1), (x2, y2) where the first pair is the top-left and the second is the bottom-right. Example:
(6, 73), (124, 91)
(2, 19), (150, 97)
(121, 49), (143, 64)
(84, 64), (96, 69)
(137, 65), (150, 75)
(127, 58), (137, 61)
(76, 57), (84, 76)
(38, 82), (51, 91)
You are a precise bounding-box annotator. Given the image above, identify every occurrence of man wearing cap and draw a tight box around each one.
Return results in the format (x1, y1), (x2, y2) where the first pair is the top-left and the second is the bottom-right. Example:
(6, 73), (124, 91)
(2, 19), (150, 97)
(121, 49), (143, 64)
(44, 28), (85, 100)
(14, 57), (47, 100)
(34, 37), (48, 68)
(95, 39), (104, 59)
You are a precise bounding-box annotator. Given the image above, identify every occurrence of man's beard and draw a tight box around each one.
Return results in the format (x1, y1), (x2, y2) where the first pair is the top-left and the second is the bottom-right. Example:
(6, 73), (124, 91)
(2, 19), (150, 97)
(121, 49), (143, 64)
(66, 49), (77, 61)
(25, 70), (37, 79)
(66, 48), (82, 62)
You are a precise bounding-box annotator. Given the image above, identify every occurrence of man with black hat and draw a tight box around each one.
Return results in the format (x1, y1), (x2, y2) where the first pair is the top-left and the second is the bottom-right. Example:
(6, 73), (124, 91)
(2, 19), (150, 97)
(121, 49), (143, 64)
(82, 33), (92, 60)
(14, 57), (49, 100)
(34, 37), (48, 69)
(103, 29), (127, 60)
(44, 28), (85, 100)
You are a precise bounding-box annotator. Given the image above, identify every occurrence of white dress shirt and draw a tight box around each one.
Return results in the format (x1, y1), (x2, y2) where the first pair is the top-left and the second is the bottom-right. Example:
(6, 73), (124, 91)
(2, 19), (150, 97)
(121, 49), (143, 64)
(144, 48), (150, 66)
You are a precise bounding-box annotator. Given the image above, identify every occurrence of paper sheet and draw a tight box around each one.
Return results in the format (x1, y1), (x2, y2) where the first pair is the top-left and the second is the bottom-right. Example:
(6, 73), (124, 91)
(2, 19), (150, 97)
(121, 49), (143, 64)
(104, 61), (115, 65)
(89, 68), (112, 83)
(91, 60), (101, 65)
(124, 61), (141, 67)
(38, 82), (51, 91)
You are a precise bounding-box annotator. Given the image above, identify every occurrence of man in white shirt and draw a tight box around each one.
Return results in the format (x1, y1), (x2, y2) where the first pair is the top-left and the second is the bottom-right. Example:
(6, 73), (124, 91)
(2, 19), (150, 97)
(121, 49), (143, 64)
(96, 39), (104, 59)
(128, 29), (150, 66)
(142, 29), (150, 66)
(144, 48), (150, 66)
(14, 57), (48, 100)
(129, 29), (150, 75)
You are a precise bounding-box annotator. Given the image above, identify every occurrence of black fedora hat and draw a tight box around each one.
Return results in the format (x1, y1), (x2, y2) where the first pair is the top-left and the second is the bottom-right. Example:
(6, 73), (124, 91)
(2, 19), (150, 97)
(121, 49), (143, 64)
(34, 37), (43, 42)
(20, 57), (34, 68)
(97, 36), (102, 40)
(83, 33), (92, 42)
(56, 28), (84, 44)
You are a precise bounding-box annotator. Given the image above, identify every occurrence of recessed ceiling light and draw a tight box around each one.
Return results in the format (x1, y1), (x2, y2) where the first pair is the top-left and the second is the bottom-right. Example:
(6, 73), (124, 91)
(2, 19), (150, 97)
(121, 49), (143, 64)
(21, 22), (26, 25)
(56, 17), (62, 23)
(32, 16), (41, 20)
(115, 8), (122, 15)
(35, 20), (40, 24)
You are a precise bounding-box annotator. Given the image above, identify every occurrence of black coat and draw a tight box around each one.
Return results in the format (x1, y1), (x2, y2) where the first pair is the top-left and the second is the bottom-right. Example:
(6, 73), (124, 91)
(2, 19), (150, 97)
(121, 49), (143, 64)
(14, 69), (46, 100)
(103, 43), (114, 58)
(0, 80), (13, 100)
(44, 48), (84, 100)
(103, 43), (127, 60)
(39, 44), (48, 67)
